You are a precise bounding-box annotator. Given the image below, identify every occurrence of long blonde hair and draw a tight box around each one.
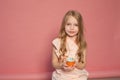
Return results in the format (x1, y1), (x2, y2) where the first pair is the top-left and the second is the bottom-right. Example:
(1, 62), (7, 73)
(58, 10), (87, 63)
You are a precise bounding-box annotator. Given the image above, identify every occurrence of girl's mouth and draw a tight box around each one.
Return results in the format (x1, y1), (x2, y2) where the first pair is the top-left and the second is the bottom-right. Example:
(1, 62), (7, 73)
(68, 31), (75, 34)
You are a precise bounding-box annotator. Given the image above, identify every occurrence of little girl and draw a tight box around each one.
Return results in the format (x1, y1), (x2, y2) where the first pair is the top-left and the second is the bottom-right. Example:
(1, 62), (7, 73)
(52, 10), (89, 80)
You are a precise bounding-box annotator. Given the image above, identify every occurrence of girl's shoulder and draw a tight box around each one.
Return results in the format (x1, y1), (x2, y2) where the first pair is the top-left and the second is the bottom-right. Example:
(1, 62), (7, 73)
(52, 37), (61, 50)
(52, 37), (61, 44)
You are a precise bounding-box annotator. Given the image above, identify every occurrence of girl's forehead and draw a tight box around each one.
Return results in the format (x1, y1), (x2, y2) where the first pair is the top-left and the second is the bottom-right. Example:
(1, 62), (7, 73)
(66, 16), (77, 21)
(66, 16), (78, 22)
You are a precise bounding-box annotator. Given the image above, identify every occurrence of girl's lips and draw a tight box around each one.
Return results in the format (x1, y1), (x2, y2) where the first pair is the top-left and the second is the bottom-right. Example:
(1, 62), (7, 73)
(68, 31), (75, 33)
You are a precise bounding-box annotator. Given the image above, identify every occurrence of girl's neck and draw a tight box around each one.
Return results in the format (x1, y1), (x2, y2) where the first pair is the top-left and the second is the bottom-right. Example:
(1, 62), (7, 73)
(66, 36), (77, 42)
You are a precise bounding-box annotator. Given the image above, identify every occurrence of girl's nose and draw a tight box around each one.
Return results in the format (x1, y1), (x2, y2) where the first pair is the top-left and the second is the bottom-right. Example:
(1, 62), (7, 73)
(70, 25), (74, 29)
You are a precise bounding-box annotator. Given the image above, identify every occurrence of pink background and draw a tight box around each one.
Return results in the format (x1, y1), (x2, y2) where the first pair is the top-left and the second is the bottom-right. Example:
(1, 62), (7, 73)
(0, 0), (120, 79)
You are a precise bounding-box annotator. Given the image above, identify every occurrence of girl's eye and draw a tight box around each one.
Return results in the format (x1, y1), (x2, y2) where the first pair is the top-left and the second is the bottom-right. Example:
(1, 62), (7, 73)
(74, 24), (78, 26)
(66, 23), (71, 25)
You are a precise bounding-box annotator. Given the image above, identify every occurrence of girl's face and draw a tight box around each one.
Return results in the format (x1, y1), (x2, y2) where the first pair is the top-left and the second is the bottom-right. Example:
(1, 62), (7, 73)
(65, 16), (79, 38)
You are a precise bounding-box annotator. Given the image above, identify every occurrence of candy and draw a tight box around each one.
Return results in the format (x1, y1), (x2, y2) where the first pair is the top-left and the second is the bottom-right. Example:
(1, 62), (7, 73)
(66, 57), (75, 67)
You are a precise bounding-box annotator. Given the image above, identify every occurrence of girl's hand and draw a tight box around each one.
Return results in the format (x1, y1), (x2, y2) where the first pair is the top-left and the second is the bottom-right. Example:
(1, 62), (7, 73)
(58, 55), (67, 67)
(62, 60), (76, 72)
(59, 55), (66, 63)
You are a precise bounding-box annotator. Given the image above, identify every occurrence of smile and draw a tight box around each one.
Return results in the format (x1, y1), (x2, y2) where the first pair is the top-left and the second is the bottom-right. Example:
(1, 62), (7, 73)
(68, 31), (75, 33)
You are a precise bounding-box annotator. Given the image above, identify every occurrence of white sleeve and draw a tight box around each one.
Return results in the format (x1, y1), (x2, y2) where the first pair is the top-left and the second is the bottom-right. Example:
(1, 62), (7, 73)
(52, 38), (61, 57)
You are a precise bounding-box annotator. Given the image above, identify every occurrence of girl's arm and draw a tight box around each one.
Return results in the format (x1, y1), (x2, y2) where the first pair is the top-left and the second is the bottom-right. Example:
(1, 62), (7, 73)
(52, 47), (63, 69)
(75, 50), (87, 69)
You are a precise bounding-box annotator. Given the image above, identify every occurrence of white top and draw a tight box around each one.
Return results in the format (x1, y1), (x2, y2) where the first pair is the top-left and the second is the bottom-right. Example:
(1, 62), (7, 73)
(52, 38), (89, 80)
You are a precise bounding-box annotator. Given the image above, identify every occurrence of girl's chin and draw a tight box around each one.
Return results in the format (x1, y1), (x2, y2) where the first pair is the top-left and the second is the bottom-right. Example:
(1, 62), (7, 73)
(67, 34), (76, 37)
